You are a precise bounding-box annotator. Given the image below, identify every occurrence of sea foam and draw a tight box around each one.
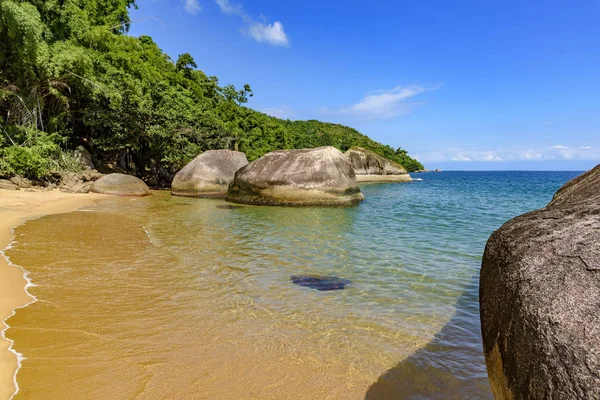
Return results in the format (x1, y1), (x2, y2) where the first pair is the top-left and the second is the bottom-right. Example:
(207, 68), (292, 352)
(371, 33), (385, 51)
(1, 225), (39, 400)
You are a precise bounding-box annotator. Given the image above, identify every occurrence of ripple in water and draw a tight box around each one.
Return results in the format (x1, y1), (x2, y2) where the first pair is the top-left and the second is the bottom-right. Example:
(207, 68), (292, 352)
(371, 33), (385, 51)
(4, 171), (581, 399)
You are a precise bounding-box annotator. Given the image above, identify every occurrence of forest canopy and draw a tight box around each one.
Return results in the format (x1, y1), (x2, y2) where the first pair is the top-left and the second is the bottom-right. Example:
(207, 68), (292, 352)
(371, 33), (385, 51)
(0, 0), (423, 181)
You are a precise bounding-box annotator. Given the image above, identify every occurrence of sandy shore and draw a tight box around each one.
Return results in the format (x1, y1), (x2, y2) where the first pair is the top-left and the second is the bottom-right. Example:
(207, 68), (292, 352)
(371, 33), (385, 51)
(0, 189), (106, 400)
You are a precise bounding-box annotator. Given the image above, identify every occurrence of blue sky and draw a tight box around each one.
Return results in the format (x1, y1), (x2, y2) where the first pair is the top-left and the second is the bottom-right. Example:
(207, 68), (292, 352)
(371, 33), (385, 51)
(129, 0), (600, 170)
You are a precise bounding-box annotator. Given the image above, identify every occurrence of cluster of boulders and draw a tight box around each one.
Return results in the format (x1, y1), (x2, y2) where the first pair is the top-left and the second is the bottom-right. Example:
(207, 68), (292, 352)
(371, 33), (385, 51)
(480, 164), (600, 398)
(168, 146), (417, 206)
(0, 145), (152, 197)
(1, 146), (416, 203)
(0, 169), (103, 193)
(0, 170), (153, 197)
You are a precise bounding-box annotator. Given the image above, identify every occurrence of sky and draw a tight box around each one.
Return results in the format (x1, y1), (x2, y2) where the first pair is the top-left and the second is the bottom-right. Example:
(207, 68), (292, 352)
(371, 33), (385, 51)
(129, 0), (600, 170)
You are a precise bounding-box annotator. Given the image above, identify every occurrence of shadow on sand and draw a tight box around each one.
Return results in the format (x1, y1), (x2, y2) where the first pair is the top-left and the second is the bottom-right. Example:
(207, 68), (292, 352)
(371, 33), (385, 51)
(364, 276), (493, 400)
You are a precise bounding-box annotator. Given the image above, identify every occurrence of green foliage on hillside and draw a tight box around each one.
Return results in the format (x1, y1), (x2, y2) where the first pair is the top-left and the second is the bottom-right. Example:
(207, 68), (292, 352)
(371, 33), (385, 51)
(0, 0), (422, 180)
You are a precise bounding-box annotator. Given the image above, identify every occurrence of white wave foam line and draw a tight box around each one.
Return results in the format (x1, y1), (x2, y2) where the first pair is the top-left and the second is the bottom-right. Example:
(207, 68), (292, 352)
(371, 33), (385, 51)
(1, 227), (39, 400)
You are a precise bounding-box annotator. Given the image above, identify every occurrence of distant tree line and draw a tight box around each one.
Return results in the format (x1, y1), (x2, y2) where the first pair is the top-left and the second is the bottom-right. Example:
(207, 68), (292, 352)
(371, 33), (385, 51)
(0, 0), (423, 180)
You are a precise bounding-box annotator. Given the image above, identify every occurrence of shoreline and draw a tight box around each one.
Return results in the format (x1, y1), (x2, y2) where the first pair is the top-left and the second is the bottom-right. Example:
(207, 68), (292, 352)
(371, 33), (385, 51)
(0, 189), (106, 400)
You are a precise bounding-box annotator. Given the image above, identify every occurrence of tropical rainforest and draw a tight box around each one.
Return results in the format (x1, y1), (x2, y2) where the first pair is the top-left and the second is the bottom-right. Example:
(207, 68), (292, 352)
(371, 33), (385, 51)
(0, 0), (423, 182)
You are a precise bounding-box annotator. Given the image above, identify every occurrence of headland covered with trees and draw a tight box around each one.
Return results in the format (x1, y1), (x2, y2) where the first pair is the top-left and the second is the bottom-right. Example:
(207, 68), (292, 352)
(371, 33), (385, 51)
(0, 0), (423, 184)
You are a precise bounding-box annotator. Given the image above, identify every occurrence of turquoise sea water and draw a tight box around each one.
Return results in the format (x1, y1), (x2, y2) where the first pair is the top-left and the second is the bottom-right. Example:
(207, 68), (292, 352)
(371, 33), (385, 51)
(360, 170), (582, 397)
(6, 171), (582, 399)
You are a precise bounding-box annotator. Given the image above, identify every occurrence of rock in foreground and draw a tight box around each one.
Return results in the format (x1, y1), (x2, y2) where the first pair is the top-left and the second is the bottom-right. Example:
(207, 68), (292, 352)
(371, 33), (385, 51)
(171, 150), (248, 198)
(480, 164), (600, 399)
(345, 147), (412, 182)
(226, 146), (364, 206)
(90, 173), (151, 197)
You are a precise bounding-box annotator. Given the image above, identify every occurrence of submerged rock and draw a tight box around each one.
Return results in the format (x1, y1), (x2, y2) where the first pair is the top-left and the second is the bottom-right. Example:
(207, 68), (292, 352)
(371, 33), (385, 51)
(226, 146), (364, 206)
(171, 150), (249, 198)
(215, 204), (244, 209)
(480, 164), (600, 399)
(345, 147), (412, 182)
(290, 275), (352, 291)
(90, 173), (151, 197)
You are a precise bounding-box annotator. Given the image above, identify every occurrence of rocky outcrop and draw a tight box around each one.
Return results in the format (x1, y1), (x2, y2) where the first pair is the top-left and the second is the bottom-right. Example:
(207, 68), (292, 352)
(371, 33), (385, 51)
(226, 146), (364, 206)
(171, 150), (248, 198)
(74, 145), (94, 170)
(0, 171), (103, 193)
(10, 176), (32, 188)
(480, 164), (600, 399)
(0, 179), (20, 190)
(58, 170), (103, 193)
(90, 173), (151, 197)
(345, 147), (412, 182)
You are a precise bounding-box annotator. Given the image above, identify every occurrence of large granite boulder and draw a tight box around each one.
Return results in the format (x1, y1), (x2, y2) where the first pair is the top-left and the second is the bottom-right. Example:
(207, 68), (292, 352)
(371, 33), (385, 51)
(226, 146), (364, 206)
(90, 173), (151, 197)
(345, 147), (412, 182)
(480, 164), (600, 399)
(171, 150), (248, 198)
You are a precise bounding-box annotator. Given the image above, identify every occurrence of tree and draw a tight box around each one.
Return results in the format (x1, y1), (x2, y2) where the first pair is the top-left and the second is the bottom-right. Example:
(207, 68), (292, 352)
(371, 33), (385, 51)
(175, 53), (197, 79)
(220, 84), (253, 105)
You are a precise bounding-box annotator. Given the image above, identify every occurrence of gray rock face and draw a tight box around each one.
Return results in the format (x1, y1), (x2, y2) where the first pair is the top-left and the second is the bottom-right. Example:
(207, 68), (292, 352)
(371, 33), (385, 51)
(90, 173), (151, 197)
(58, 170), (102, 193)
(0, 179), (20, 190)
(10, 176), (32, 188)
(480, 164), (600, 399)
(74, 145), (94, 170)
(345, 147), (412, 182)
(171, 150), (248, 198)
(60, 181), (92, 194)
(226, 146), (364, 206)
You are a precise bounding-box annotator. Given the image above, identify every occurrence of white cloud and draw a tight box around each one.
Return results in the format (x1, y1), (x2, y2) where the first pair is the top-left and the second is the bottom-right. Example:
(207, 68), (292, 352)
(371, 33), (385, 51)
(216, 0), (242, 16)
(248, 21), (289, 46)
(184, 0), (202, 14)
(451, 155), (472, 162)
(417, 146), (600, 163)
(262, 106), (294, 119)
(324, 85), (437, 121)
(215, 0), (289, 46)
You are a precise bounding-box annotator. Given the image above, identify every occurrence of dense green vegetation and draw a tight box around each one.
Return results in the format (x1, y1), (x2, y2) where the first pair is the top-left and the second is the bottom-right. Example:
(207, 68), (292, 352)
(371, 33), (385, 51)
(0, 0), (422, 181)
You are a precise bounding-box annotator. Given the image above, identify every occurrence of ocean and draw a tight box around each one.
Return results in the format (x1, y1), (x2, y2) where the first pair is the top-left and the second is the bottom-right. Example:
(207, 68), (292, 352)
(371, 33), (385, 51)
(4, 171), (581, 399)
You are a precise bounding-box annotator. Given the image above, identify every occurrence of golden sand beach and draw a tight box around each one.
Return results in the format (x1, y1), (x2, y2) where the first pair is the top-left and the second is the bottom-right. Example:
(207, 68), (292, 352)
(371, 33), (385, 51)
(0, 189), (106, 399)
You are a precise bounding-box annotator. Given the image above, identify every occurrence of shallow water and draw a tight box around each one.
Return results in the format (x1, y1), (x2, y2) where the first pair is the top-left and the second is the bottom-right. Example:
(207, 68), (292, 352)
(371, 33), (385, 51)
(4, 171), (581, 399)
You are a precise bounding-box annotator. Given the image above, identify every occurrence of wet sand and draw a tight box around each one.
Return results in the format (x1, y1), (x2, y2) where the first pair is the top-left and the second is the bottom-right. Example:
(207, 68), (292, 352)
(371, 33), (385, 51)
(0, 189), (106, 400)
